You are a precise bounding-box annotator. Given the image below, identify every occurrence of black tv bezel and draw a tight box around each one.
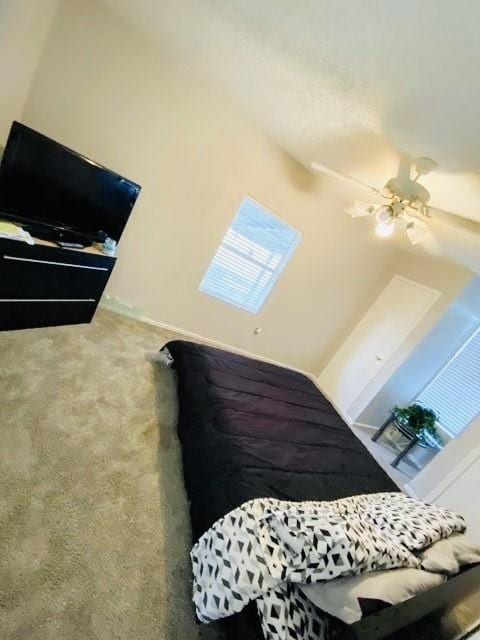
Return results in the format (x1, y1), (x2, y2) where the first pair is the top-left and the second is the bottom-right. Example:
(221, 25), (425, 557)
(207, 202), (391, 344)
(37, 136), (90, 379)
(0, 121), (141, 244)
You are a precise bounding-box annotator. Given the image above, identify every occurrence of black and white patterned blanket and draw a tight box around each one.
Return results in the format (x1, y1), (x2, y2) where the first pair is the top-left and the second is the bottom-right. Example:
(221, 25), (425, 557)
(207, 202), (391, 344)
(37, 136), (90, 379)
(191, 492), (465, 640)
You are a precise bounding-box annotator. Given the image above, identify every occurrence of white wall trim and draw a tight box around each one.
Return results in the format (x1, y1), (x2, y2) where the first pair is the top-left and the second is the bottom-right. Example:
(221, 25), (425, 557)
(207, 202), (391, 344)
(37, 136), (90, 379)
(353, 421), (378, 432)
(319, 274), (441, 423)
(414, 325), (480, 439)
(403, 484), (419, 499)
(100, 298), (358, 423)
(140, 314), (312, 375)
(345, 275), (440, 419)
(100, 300), (431, 491)
(420, 440), (480, 503)
(99, 300), (313, 377)
(307, 376), (354, 426)
(100, 301), (428, 499)
(393, 274), (442, 298)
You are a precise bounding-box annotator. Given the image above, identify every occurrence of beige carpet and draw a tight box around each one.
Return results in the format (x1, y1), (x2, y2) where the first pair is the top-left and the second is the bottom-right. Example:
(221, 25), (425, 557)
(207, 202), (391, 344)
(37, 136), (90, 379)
(0, 309), (226, 640)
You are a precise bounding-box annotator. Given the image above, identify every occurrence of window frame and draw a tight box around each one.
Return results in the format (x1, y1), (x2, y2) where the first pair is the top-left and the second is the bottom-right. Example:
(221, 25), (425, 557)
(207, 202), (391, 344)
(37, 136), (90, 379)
(199, 196), (302, 314)
(415, 325), (480, 438)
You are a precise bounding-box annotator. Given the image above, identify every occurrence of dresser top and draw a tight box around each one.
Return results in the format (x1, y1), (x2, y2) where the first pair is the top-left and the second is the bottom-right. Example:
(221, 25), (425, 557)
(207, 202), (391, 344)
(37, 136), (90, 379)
(33, 236), (106, 257)
(0, 234), (108, 257)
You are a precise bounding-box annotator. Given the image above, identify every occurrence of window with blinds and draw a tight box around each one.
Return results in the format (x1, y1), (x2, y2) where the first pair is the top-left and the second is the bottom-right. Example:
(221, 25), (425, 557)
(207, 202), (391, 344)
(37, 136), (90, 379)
(416, 327), (480, 437)
(200, 197), (301, 314)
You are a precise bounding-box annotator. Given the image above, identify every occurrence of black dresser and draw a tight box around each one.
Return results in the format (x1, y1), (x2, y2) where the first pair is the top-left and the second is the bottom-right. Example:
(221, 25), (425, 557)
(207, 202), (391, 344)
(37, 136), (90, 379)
(0, 237), (115, 331)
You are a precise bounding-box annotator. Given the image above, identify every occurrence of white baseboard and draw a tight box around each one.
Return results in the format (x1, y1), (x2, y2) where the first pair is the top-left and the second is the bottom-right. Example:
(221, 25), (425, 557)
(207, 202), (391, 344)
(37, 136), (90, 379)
(100, 294), (144, 320)
(99, 299), (312, 378)
(306, 377), (354, 427)
(353, 422), (378, 432)
(421, 442), (480, 504)
(403, 483), (419, 499)
(101, 299), (424, 495)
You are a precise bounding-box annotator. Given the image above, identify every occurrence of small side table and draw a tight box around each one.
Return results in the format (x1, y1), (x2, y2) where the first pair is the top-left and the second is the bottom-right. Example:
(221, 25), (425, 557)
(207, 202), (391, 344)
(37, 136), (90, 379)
(372, 416), (441, 468)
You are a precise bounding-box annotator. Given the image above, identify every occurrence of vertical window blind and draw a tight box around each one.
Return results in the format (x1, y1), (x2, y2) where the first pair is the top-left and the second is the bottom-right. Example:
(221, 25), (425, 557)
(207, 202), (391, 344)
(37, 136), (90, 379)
(200, 197), (301, 314)
(416, 327), (480, 437)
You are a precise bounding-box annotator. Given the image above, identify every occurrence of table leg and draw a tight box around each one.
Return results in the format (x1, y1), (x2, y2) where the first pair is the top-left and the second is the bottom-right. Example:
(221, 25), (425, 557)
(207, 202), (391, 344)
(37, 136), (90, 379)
(392, 436), (419, 468)
(372, 416), (391, 442)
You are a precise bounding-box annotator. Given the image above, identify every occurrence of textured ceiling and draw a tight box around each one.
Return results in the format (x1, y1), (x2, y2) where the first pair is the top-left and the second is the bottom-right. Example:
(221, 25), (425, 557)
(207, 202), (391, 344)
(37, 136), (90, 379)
(103, 0), (480, 267)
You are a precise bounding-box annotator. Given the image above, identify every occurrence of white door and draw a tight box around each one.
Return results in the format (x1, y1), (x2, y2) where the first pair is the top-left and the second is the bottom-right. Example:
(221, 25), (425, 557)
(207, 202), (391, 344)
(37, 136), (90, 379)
(318, 275), (440, 420)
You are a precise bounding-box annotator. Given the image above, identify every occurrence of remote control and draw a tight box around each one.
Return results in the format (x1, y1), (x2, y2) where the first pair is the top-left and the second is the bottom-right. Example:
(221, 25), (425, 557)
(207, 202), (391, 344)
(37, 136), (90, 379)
(57, 241), (85, 249)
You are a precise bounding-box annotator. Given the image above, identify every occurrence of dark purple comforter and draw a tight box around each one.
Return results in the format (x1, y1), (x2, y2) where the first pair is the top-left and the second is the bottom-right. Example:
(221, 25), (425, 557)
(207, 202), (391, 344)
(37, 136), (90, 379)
(167, 340), (397, 540)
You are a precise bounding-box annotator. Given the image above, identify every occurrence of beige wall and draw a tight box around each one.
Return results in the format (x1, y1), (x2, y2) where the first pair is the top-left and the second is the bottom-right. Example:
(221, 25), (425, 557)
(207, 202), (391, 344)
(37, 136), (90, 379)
(21, 0), (404, 372)
(0, 0), (58, 142)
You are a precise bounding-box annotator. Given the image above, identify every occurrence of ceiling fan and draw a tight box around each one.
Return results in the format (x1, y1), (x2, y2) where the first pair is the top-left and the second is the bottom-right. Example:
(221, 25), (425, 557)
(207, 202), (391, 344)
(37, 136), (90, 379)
(310, 157), (456, 245)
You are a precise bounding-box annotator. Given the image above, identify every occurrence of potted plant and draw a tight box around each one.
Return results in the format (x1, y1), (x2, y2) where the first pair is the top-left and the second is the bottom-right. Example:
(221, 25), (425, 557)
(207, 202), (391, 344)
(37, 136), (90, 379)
(391, 403), (441, 445)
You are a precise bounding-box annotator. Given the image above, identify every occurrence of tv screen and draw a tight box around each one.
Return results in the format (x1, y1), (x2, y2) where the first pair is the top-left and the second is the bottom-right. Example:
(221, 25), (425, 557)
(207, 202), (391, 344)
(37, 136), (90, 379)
(0, 122), (141, 242)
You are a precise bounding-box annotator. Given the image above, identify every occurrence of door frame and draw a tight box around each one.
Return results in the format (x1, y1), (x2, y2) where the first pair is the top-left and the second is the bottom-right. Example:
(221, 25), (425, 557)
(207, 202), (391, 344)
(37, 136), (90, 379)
(345, 275), (440, 419)
(319, 274), (441, 422)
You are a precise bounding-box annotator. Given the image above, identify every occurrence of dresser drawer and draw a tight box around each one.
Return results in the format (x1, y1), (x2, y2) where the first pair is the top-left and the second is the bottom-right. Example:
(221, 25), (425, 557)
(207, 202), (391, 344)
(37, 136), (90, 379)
(0, 299), (98, 331)
(0, 238), (115, 330)
(0, 246), (114, 300)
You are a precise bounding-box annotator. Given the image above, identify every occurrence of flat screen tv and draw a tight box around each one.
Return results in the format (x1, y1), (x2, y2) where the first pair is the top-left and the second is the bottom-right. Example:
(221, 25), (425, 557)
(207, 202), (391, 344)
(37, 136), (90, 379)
(0, 121), (141, 244)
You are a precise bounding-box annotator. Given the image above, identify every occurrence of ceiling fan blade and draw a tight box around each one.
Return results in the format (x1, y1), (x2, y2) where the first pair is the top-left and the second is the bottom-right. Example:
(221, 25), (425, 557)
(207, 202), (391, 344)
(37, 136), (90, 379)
(425, 205), (480, 238)
(423, 217), (480, 273)
(404, 217), (432, 245)
(344, 200), (377, 218)
(428, 204), (475, 220)
(310, 161), (383, 196)
(427, 205), (461, 217)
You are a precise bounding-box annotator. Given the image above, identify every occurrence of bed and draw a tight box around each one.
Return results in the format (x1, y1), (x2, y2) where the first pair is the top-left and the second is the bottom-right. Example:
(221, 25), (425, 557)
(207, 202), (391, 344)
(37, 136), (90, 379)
(165, 340), (480, 640)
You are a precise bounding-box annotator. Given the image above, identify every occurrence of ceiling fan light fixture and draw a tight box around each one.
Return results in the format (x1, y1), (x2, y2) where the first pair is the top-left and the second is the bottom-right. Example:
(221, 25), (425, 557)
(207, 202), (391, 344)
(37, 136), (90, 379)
(375, 220), (395, 238)
(375, 204), (394, 223)
(311, 156), (463, 254)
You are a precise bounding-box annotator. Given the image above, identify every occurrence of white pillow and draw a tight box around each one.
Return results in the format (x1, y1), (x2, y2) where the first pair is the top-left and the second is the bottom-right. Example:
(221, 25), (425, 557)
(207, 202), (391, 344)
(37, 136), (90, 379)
(300, 568), (446, 624)
(419, 534), (480, 575)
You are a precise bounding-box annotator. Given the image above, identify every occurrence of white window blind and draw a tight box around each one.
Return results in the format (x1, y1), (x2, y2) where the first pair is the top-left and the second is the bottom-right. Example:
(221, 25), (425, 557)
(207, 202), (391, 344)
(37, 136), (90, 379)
(200, 197), (301, 314)
(416, 328), (480, 437)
